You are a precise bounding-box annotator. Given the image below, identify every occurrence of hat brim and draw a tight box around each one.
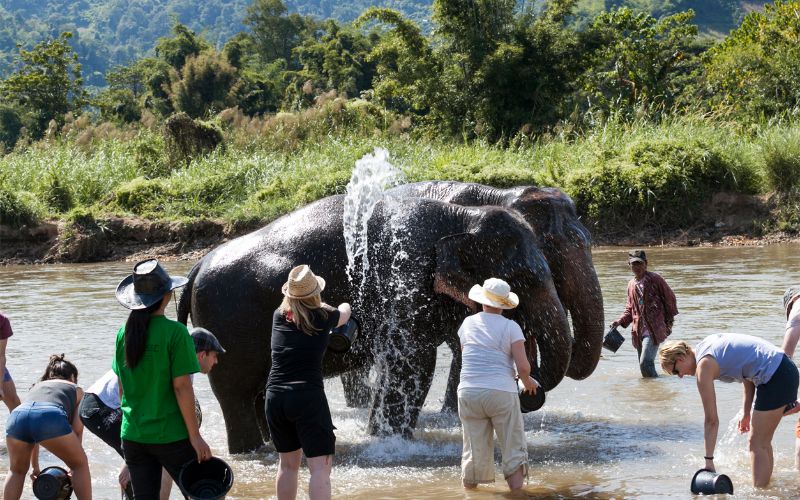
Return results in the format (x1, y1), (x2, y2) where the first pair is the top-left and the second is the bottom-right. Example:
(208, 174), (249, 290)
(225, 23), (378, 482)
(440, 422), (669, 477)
(628, 257), (646, 264)
(468, 284), (519, 310)
(115, 274), (189, 310)
(281, 276), (326, 299)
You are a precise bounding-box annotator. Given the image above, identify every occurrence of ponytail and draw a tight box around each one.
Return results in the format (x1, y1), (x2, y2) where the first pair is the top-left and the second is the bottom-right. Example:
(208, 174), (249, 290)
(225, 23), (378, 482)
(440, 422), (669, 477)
(40, 354), (79, 382)
(124, 298), (163, 369)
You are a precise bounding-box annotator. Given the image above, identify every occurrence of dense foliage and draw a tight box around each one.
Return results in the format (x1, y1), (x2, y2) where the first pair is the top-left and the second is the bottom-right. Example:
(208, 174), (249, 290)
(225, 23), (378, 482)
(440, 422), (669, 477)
(2, 0), (800, 237)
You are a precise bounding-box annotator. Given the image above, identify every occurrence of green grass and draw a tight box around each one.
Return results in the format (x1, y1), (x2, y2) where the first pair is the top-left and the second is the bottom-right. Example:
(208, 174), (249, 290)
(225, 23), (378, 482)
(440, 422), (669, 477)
(1, 109), (799, 234)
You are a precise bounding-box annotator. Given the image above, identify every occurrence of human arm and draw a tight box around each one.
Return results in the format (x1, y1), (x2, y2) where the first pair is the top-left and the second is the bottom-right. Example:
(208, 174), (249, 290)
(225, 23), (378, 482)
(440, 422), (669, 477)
(72, 387), (84, 442)
(336, 303), (352, 327)
(173, 375), (211, 462)
(511, 340), (538, 394)
(0, 338), (8, 399)
(783, 324), (800, 357)
(30, 444), (41, 480)
(696, 357), (720, 472)
(739, 380), (755, 434)
(611, 283), (634, 328)
(659, 277), (679, 331)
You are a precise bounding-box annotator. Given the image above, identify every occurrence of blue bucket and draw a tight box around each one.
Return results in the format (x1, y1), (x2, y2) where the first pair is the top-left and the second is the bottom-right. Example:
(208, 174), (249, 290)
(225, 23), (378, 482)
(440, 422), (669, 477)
(328, 317), (360, 353)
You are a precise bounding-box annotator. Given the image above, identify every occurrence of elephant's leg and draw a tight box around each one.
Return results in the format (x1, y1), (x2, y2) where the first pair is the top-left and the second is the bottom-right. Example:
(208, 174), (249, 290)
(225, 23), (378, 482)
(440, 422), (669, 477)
(441, 336), (461, 414)
(208, 370), (267, 454)
(341, 367), (372, 408)
(368, 344), (437, 437)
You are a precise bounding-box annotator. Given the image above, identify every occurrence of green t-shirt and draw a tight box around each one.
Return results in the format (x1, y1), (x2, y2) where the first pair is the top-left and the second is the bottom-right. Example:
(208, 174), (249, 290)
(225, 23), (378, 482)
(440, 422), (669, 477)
(112, 315), (200, 443)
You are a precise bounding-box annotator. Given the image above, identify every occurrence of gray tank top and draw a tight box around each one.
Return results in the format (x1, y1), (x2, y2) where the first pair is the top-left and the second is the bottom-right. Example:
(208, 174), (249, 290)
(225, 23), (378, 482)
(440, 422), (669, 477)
(26, 380), (78, 422)
(695, 333), (784, 386)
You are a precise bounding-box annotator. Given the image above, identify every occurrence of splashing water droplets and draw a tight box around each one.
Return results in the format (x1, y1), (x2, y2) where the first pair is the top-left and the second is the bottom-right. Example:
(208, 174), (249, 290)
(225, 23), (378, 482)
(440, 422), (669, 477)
(343, 147), (404, 290)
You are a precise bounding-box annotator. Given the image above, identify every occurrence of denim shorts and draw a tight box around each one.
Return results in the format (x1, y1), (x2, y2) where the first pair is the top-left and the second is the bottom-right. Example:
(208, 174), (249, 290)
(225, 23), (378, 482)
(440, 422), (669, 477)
(6, 401), (72, 443)
(3, 367), (11, 382)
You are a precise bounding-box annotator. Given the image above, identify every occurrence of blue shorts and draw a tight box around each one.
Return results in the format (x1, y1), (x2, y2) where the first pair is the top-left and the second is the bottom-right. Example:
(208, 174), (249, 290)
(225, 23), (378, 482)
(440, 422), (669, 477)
(755, 355), (799, 411)
(6, 402), (72, 443)
(3, 367), (11, 382)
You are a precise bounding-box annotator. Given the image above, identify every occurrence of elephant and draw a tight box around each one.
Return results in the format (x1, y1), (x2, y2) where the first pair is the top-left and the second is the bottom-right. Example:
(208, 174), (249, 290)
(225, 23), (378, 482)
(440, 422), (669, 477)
(342, 181), (605, 411)
(177, 193), (572, 453)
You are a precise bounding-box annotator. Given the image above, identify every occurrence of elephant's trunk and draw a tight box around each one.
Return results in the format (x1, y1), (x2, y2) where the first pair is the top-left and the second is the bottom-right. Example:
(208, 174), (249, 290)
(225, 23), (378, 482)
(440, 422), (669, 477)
(545, 233), (605, 380)
(515, 291), (572, 391)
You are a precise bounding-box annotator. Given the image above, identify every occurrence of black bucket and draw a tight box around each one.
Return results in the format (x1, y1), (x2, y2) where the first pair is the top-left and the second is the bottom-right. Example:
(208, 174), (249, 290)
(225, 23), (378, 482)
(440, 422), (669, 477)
(602, 326), (625, 353)
(518, 378), (545, 413)
(328, 317), (359, 353)
(690, 469), (734, 495)
(178, 457), (234, 500)
(32, 465), (72, 500)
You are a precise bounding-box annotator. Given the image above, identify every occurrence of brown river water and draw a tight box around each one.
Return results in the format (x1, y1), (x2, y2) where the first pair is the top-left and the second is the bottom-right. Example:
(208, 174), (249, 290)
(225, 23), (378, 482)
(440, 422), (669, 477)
(1, 245), (800, 498)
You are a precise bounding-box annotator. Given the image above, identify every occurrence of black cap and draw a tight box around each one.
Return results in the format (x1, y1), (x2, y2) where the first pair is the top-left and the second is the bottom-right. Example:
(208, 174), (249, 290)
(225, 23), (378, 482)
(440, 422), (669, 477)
(628, 249), (647, 264)
(190, 327), (226, 354)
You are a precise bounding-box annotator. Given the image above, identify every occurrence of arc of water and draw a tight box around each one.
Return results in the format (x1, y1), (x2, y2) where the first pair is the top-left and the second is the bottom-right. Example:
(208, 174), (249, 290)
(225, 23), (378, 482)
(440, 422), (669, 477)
(343, 147), (405, 293)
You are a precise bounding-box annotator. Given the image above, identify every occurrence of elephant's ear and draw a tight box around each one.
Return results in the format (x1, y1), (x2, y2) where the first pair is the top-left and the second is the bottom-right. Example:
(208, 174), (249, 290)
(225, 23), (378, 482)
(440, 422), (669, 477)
(433, 232), (478, 310)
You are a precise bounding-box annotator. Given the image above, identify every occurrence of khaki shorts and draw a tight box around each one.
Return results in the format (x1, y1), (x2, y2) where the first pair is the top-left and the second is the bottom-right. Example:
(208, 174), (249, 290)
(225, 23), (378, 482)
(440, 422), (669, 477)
(458, 388), (528, 484)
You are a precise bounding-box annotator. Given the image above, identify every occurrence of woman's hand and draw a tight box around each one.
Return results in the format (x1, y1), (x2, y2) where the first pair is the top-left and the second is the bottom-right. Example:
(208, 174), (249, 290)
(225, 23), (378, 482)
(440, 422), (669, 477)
(738, 413), (751, 434)
(29, 467), (40, 481)
(521, 376), (539, 395)
(118, 465), (131, 488)
(704, 457), (715, 472)
(190, 433), (212, 463)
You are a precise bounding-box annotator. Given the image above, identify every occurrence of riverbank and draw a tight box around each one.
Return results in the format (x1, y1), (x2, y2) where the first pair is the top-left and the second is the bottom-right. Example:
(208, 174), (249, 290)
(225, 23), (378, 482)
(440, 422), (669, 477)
(2, 191), (797, 265)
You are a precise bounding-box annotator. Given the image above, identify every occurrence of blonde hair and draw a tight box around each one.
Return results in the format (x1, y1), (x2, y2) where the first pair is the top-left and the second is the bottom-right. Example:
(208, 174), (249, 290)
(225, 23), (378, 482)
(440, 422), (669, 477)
(279, 294), (327, 335)
(658, 340), (694, 375)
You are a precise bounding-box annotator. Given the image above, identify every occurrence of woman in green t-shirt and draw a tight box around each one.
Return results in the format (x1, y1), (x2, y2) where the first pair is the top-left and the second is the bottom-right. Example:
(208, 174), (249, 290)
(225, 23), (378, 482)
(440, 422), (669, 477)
(113, 259), (212, 499)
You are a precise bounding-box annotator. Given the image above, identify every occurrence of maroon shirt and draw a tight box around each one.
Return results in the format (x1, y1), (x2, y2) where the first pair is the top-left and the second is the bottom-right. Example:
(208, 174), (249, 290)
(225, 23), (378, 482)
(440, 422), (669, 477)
(0, 312), (12, 340)
(616, 271), (678, 349)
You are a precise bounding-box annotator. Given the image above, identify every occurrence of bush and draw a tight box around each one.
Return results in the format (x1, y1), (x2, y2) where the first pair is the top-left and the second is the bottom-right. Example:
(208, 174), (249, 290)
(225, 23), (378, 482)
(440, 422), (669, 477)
(762, 127), (800, 195)
(0, 187), (42, 227)
(0, 105), (23, 152)
(566, 137), (758, 231)
(113, 177), (174, 215)
(42, 171), (74, 213)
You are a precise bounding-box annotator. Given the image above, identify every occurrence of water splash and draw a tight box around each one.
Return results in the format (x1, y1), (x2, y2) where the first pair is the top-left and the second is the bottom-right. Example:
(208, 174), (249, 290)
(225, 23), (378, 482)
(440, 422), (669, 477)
(343, 147), (404, 290)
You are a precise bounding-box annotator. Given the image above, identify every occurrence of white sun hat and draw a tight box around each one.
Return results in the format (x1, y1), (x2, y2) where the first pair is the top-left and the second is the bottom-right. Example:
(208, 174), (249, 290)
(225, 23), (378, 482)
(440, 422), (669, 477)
(468, 278), (519, 310)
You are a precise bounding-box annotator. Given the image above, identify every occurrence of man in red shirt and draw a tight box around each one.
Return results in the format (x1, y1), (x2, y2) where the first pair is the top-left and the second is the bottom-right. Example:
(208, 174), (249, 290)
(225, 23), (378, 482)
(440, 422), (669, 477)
(0, 311), (21, 411)
(610, 249), (679, 377)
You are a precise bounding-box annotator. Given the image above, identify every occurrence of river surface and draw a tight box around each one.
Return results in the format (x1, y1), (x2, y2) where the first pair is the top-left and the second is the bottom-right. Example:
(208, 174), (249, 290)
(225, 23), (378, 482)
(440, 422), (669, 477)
(1, 245), (800, 499)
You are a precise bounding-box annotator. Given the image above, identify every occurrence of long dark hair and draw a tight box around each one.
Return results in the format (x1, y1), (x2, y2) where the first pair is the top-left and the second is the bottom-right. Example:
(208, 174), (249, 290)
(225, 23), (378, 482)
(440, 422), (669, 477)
(124, 297), (164, 369)
(40, 354), (79, 382)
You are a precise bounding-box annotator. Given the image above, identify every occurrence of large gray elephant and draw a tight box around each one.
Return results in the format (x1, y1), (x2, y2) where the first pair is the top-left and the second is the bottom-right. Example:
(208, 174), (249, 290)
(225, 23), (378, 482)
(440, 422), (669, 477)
(342, 181), (605, 410)
(178, 194), (571, 453)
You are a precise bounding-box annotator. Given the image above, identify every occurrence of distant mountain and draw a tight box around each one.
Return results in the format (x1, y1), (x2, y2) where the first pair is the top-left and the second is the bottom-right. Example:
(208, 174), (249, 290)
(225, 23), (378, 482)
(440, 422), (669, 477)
(0, 0), (758, 88)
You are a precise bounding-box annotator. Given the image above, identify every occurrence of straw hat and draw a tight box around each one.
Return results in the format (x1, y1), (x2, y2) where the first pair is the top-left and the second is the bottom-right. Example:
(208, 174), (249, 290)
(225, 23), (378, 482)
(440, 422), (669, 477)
(115, 259), (188, 310)
(468, 278), (519, 310)
(282, 265), (326, 299)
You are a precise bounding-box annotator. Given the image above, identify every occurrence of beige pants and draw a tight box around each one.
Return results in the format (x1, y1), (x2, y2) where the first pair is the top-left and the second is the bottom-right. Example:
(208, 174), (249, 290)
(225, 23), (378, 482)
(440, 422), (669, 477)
(458, 388), (528, 484)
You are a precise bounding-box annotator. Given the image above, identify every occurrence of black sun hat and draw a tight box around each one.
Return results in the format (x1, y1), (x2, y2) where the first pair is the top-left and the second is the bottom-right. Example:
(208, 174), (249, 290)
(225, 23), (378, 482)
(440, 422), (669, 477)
(115, 259), (188, 310)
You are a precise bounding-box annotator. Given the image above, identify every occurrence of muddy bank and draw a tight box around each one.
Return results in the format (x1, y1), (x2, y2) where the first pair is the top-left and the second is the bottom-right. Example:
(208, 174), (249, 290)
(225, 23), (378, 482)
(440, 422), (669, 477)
(1, 192), (797, 265)
(0, 217), (261, 265)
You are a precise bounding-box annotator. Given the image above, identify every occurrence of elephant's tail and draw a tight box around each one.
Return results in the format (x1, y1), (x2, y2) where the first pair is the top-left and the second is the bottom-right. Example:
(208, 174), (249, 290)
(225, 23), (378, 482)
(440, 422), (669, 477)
(177, 261), (201, 326)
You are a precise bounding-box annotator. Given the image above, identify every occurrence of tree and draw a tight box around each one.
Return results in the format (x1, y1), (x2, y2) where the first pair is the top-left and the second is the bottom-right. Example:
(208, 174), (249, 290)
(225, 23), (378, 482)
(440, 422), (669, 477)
(155, 23), (211, 70)
(355, 8), (440, 115)
(244, 0), (309, 66)
(0, 32), (86, 137)
(169, 52), (239, 118)
(578, 7), (700, 118)
(704, 0), (800, 118)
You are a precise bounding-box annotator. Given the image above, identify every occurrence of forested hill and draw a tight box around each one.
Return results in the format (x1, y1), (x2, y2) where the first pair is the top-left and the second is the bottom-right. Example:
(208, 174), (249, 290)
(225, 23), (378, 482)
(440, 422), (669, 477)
(0, 0), (752, 87)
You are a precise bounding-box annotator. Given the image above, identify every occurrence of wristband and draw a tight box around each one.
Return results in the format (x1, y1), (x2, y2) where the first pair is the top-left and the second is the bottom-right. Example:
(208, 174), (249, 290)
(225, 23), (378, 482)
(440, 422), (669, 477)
(704, 456), (714, 460)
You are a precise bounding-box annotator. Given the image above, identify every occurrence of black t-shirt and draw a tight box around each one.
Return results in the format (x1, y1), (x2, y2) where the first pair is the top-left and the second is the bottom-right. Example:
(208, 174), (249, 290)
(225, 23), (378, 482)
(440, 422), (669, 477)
(267, 306), (340, 390)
